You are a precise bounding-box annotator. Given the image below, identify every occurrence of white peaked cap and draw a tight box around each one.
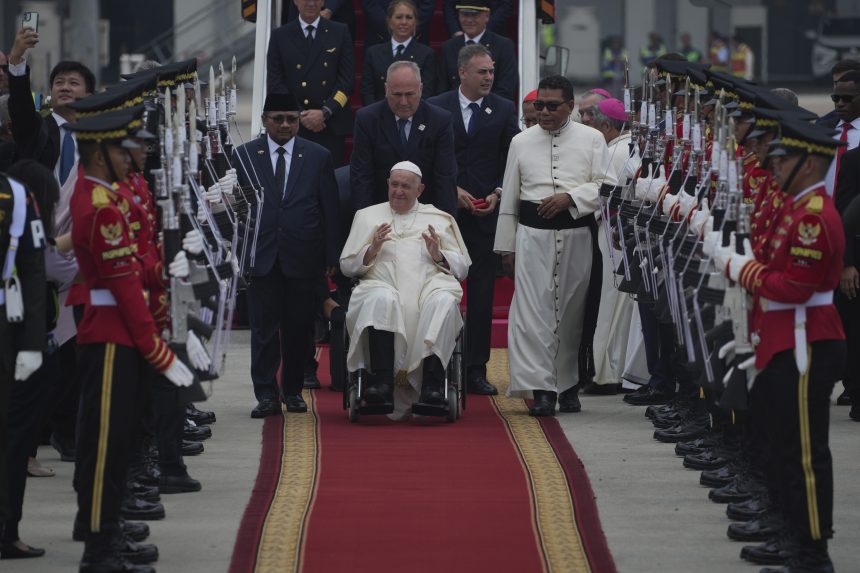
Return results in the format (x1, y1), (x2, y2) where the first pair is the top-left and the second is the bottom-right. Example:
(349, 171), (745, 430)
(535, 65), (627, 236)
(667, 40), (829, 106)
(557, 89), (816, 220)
(390, 160), (423, 179)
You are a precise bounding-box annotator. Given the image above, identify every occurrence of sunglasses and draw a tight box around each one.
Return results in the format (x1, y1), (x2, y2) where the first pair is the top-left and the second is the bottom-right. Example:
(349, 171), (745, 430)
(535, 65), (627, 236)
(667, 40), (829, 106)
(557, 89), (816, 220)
(532, 100), (569, 112)
(830, 93), (859, 104)
(266, 114), (300, 124)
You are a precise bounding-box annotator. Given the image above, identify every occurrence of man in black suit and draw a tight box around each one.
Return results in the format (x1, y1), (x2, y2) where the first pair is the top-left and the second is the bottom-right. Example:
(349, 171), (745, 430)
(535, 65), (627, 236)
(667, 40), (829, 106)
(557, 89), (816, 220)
(283, 0), (356, 41)
(267, 0), (355, 166)
(837, 146), (860, 421)
(427, 44), (518, 395)
(351, 60), (457, 215)
(6, 27), (94, 183)
(232, 93), (340, 418)
(436, 0), (517, 101)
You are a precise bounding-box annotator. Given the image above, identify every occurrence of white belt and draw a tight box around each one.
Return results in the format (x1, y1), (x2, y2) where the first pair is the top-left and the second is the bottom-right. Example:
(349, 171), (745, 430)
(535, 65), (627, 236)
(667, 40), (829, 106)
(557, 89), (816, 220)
(90, 289), (117, 306)
(761, 291), (833, 374)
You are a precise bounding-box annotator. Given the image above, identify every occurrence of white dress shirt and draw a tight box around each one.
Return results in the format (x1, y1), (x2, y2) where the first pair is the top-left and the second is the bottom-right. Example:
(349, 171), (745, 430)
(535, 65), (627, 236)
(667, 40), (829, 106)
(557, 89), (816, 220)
(464, 30), (486, 45)
(457, 87), (484, 130)
(300, 16), (321, 38)
(391, 37), (412, 57)
(394, 116), (412, 141)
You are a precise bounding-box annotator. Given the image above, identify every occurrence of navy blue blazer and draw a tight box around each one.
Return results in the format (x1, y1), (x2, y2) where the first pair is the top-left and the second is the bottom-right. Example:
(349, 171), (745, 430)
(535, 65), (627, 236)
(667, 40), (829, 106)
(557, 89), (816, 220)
(350, 100), (458, 215)
(360, 40), (436, 105)
(232, 135), (340, 279)
(361, 0), (436, 48)
(426, 90), (519, 234)
(436, 29), (517, 101)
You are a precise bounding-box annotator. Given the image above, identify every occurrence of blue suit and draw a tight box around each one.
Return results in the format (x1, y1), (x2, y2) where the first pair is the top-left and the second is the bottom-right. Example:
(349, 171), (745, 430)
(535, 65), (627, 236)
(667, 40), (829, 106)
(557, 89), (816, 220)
(426, 89), (519, 379)
(437, 29), (517, 101)
(350, 100), (458, 215)
(232, 134), (339, 401)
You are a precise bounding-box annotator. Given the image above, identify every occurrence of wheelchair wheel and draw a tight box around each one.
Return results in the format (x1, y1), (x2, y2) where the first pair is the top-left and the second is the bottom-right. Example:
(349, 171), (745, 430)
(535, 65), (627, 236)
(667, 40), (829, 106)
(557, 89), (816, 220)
(348, 385), (360, 423)
(446, 386), (459, 423)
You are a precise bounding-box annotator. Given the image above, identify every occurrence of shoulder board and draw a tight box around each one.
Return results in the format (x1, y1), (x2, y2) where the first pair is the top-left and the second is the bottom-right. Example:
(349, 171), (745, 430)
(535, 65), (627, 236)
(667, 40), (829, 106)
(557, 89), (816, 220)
(806, 195), (823, 214)
(92, 185), (116, 208)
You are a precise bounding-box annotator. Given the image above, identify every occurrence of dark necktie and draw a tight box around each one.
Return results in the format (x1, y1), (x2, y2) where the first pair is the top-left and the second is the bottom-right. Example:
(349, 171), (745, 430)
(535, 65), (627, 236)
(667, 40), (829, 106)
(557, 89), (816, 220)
(306, 24), (315, 46)
(465, 39), (475, 45)
(467, 102), (480, 135)
(398, 118), (409, 148)
(275, 147), (286, 198)
(59, 128), (75, 185)
(395, 44), (405, 58)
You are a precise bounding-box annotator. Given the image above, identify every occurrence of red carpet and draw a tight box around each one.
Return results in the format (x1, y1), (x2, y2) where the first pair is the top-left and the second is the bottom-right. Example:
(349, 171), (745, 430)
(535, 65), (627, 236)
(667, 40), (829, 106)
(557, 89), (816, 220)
(230, 349), (616, 573)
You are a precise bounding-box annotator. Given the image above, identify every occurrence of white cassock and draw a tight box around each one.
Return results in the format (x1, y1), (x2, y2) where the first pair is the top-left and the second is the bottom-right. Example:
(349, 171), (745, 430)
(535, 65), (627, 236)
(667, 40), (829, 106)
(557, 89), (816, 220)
(593, 132), (639, 386)
(494, 120), (616, 398)
(341, 201), (471, 415)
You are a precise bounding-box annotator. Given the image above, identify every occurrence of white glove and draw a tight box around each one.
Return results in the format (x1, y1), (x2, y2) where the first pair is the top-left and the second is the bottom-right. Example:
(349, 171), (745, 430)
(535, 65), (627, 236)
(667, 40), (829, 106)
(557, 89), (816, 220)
(662, 193), (679, 216)
(182, 229), (205, 255)
(196, 201), (208, 223)
(634, 176), (667, 202)
(713, 233), (735, 274)
(702, 230), (722, 257)
(168, 251), (190, 278)
(722, 366), (734, 388)
(186, 331), (211, 371)
(203, 185), (222, 204)
(726, 238), (755, 283)
(689, 199), (711, 237)
(218, 174), (236, 197)
(678, 192), (697, 218)
(14, 351), (42, 381)
(164, 358), (194, 387)
(718, 340), (736, 360)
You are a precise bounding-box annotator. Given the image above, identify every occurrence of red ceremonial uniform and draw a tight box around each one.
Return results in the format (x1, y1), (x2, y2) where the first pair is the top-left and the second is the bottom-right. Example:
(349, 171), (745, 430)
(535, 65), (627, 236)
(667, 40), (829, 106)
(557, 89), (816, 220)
(738, 184), (845, 369)
(70, 175), (175, 372)
(744, 163), (787, 255)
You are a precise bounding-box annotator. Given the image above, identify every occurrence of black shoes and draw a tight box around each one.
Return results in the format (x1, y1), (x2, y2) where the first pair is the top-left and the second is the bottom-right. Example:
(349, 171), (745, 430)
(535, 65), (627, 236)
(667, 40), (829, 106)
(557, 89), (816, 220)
(0, 541), (46, 559)
(251, 398), (281, 418)
(186, 403), (216, 425)
(727, 516), (784, 542)
(303, 369), (322, 390)
(850, 404), (860, 421)
(467, 376), (498, 395)
(80, 555), (155, 573)
(50, 432), (77, 462)
(727, 495), (770, 522)
(740, 536), (793, 565)
(835, 389), (851, 406)
(653, 415), (710, 443)
(126, 480), (161, 502)
(581, 382), (618, 395)
(73, 519), (149, 543)
(529, 391), (557, 417)
(159, 473), (202, 494)
(623, 386), (672, 406)
(120, 496), (165, 521)
(418, 356), (447, 406)
(181, 440), (204, 456)
(120, 535), (158, 565)
(283, 394), (308, 413)
(558, 387), (581, 413)
(183, 420), (211, 442)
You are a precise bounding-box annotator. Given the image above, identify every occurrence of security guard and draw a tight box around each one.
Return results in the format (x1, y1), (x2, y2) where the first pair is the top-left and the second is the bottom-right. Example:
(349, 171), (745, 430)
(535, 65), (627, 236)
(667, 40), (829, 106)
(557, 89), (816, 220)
(0, 173), (47, 554)
(715, 119), (846, 573)
(266, 0), (355, 166)
(67, 110), (194, 573)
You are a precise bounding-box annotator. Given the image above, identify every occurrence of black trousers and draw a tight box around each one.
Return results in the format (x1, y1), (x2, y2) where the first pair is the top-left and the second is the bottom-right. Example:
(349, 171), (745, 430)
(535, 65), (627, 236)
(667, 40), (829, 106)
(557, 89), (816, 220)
(755, 340), (844, 543)
(298, 126), (346, 167)
(49, 338), (80, 446)
(0, 319), (13, 528)
(460, 222), (498, 379)
(2, 346), (61, 542)
(75, 343), (146, 535)
(248, 263), (317, 400)
(151, 372), (187, 477)
(835, 291), (860, 399)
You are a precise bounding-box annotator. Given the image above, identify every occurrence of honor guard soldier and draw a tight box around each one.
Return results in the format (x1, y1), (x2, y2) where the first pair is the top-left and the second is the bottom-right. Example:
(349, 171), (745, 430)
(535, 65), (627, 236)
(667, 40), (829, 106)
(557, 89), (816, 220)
(714, 119), (846, 573)
(67, 110), (194, 573)
(0, 173), (47, 555)
(267, 0), (355, 166)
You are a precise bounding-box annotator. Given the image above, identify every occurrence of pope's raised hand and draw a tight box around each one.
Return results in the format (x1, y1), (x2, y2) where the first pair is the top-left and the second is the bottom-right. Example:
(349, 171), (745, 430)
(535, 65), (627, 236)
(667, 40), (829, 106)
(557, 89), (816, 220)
(422, 225), (443, 263)
(363, 223), (391, 265)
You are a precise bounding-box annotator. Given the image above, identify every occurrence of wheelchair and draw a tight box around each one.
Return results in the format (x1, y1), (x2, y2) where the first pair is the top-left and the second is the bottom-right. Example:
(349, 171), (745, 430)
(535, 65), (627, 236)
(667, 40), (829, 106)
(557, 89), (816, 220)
(335, 306), (467, 423)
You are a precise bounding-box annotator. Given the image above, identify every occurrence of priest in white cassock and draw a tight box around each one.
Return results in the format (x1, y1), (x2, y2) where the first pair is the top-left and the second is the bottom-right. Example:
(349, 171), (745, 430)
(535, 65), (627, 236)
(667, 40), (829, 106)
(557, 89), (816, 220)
(494, 75), (616, 416)
(341, 161), (471, 419)
(580, 98), (640, 394)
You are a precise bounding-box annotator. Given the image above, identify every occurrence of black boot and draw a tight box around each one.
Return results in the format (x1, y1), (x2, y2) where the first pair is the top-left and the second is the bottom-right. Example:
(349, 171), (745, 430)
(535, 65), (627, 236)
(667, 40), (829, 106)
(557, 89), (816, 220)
(79, 530), (154, 573)
(364, 328), (394, 404)
(558, 386), (581, 413)
(529, 391), (557, 417)
(419, 356), (446, 406)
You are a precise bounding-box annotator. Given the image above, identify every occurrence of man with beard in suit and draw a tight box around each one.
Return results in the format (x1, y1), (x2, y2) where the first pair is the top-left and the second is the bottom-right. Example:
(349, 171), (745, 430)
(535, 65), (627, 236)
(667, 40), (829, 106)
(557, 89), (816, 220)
(427, 44), (518, 396)
(351, 61), (457, 215)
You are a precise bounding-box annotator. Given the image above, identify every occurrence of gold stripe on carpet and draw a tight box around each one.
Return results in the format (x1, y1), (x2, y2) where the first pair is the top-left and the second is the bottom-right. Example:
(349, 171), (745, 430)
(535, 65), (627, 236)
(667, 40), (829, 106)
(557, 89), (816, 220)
(488, 349), (591, 573)
(254, 389), (319, 572)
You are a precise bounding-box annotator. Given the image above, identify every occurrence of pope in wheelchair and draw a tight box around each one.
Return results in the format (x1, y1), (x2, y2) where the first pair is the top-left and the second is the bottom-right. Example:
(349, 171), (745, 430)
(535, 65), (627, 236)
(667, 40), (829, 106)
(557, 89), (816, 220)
(340, 161), (471, 419)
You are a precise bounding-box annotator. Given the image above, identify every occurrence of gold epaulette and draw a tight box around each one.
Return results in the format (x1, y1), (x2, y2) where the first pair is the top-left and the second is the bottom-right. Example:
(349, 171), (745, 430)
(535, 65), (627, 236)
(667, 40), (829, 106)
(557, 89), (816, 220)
(806, 195), (823, 214)
(91, 185), (116, 208)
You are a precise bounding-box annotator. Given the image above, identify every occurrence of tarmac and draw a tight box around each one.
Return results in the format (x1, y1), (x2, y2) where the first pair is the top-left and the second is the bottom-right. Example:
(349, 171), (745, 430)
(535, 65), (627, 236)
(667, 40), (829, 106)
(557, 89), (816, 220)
(5, 332), (859, 573)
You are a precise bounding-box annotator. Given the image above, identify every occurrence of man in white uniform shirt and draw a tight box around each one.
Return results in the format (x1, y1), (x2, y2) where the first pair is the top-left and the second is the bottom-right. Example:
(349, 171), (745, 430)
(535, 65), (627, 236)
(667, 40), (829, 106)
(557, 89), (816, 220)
(494, 75), (616, 416)
(341, 161), (471, 418)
